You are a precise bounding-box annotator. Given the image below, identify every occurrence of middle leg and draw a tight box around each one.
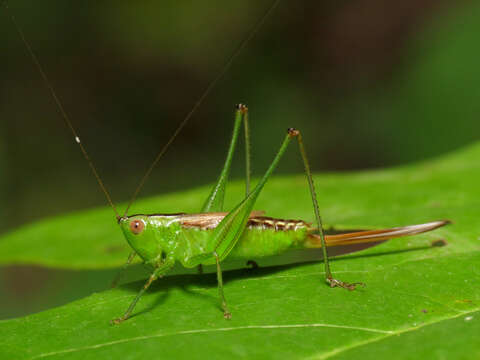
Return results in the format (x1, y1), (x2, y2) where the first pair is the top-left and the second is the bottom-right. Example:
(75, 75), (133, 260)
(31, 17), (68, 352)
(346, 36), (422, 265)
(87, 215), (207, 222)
(214, 251), (231, 319)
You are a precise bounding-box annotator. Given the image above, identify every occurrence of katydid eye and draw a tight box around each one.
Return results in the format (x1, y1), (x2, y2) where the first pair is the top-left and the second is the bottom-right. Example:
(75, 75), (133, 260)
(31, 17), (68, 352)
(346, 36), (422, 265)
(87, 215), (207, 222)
(130, 220), (145, 235)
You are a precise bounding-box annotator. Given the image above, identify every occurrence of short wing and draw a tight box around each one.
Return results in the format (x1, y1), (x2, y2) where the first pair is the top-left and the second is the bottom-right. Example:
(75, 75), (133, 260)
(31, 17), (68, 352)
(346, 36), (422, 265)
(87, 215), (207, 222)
(180, 211), (265, 230)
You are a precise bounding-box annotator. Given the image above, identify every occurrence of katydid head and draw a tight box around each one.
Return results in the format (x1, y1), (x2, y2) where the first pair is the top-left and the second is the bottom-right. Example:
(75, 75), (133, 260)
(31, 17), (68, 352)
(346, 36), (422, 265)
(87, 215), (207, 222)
(119, 215), (157, 262)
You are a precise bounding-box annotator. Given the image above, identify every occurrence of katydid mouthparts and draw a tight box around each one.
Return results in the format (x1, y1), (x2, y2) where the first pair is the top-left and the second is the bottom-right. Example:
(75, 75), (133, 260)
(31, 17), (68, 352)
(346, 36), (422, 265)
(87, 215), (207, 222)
(3, 0), (450, 325)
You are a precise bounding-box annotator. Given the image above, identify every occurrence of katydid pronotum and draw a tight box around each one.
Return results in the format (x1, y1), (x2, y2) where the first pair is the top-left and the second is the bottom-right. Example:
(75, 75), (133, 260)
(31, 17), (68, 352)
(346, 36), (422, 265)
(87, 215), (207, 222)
(4, 1), (449, 324)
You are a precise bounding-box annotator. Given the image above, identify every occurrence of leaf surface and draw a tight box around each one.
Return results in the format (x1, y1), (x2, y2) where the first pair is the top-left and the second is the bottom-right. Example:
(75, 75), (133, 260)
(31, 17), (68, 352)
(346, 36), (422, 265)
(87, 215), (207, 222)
(0, 249), (478, 359)
(0, 141), (479, 359)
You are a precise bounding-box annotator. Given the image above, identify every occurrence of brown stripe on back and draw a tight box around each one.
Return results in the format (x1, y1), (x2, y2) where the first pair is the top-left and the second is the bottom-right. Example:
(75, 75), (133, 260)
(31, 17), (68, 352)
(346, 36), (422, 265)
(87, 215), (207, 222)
(179, 211), (266, 230)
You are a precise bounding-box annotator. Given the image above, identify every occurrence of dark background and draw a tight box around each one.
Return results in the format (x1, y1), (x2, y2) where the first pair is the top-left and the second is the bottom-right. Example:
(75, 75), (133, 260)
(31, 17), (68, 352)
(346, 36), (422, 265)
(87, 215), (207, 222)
(0, 0), (479, 318)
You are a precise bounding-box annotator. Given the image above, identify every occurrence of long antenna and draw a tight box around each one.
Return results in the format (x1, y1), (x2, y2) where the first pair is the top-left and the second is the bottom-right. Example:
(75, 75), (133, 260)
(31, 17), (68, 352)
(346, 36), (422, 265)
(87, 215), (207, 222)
(4, 0), (281, 220)
(123, 0), (282, 217)
(3, 1), (121, 219)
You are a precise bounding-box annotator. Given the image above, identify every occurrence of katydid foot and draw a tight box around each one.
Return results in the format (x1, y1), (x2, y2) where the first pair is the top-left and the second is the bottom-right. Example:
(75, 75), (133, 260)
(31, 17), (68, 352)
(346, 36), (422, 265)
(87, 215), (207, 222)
(220, 294), (232, 319)
(110, 316), (128, 325)
(326, 276), (365, 291)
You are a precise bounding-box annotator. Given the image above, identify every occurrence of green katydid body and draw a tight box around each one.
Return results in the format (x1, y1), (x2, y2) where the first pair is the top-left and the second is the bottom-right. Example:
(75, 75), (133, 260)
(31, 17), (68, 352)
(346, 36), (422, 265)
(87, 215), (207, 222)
(120, 213), (310, 267)
(120, 213), (448, 270)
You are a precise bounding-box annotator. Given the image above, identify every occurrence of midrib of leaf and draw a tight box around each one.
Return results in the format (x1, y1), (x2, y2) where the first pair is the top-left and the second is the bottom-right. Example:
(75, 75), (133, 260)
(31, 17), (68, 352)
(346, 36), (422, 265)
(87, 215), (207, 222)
(29, 324), (392, 360)
(19, 290), (480, 360)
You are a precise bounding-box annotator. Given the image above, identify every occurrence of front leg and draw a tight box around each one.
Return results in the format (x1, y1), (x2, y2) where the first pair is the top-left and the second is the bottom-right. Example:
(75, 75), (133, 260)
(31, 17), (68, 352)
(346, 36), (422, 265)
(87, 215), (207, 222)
(111, 258), (174, 325)
(111, 251), (137, 288)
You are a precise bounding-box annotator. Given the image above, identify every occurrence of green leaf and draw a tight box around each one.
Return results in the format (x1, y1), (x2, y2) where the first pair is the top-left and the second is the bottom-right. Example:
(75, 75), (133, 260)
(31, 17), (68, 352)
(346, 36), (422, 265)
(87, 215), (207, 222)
(0, 242), (478, 359)
(0, 141), (479, 359)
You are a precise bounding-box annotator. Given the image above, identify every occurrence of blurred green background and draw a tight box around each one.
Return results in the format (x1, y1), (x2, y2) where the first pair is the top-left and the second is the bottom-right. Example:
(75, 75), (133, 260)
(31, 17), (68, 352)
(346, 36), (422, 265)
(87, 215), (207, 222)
(0, 0), (479, 319)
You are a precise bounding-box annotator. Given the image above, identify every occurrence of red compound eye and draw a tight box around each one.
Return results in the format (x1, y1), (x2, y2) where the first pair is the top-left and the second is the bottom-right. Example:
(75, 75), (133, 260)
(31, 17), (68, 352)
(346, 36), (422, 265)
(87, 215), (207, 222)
(130, 219), (145, 235)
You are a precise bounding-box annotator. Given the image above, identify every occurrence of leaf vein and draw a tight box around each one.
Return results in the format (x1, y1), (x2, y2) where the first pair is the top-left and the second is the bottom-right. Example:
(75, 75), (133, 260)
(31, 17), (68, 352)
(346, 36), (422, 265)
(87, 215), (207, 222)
(30, 323), (392, 359)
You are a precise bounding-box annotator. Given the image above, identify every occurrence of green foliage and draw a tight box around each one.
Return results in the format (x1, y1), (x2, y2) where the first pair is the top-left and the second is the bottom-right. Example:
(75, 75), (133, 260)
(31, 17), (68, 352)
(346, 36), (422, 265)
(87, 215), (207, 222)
(0, 143), (479, 359)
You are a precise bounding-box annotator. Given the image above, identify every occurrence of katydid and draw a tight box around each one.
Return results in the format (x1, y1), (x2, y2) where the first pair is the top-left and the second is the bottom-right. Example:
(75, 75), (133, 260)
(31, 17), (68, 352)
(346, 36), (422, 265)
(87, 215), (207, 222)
(3, 1), (449, 325)
(113, 107), (448, 323)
